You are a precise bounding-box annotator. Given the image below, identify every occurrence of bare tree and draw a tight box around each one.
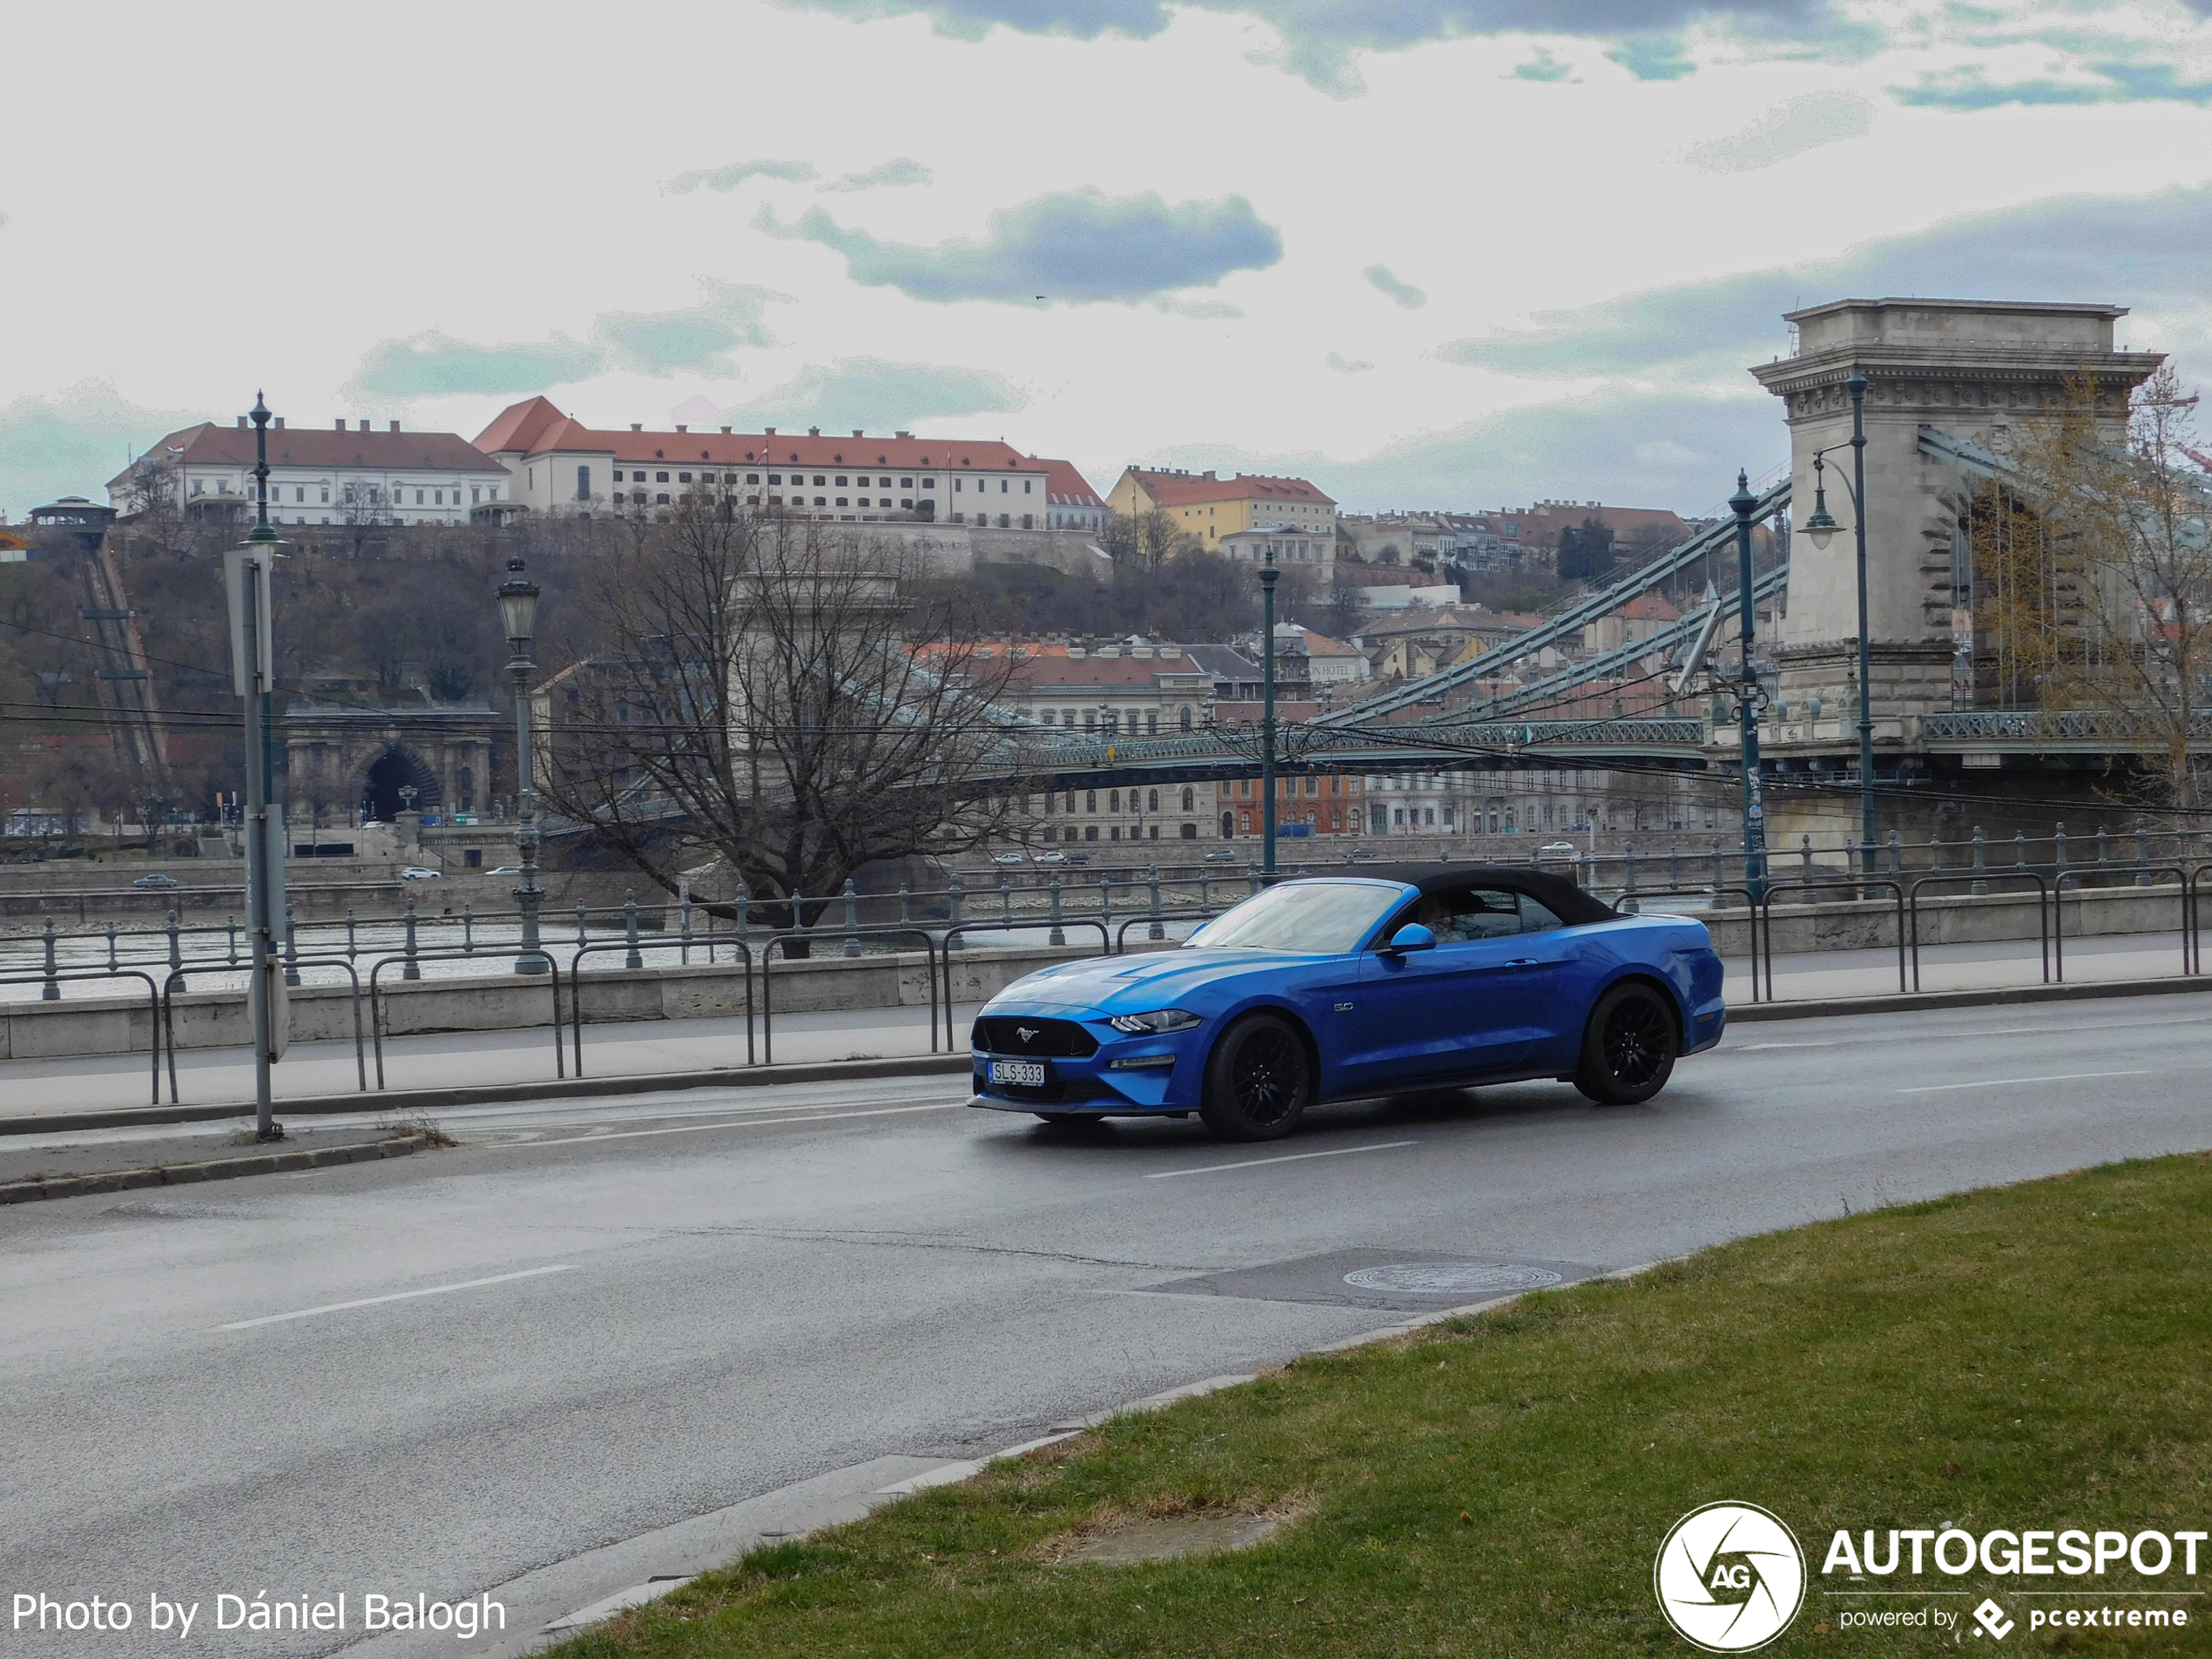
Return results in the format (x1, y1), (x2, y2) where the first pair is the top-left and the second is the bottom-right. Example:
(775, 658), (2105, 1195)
(1973, 363), (2212, 811)
(542, 496), (1038, 941)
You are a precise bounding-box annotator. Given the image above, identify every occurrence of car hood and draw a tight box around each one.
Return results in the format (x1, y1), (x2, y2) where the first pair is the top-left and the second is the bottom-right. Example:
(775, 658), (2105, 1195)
(988, 948), (1313, 1014)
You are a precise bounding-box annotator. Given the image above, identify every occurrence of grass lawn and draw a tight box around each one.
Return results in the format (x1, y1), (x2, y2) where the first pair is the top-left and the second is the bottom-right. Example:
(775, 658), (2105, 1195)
(558, 1154), (2212, 1656)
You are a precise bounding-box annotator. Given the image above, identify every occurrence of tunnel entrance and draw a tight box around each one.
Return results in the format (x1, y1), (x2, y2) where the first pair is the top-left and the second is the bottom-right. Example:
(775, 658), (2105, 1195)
(361, 749), (440, 821)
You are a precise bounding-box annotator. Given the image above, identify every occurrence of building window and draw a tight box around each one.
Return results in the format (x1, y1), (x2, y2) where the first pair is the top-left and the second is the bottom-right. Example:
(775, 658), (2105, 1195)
(834, 475), (847, 486)
(678, 472), (692, 483)
(576, 466), (591, 502)
(1239, 811), (1252, 834)
(813, 475), (826, 486)
(1179, 706), (1192, 732)
(1084, 826), (1098, 841)
(835, 497), (847, 507)
(656, 493), (670, 504)
(1147, 788), (1159, 812)
(1085, 790), (1096, 812)
(656, 471), (669, 483)
(416, 489), (425, 504)
(998, 514), (1009, 528)
(768, 474), (781, 484)
(1083, 711), (1096, 733)
(1024, 479), (1032, 493)
(922, 478), (934, 490)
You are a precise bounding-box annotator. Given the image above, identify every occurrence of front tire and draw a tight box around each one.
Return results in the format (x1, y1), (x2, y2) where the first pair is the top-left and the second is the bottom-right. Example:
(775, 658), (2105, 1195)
(1199, 1013), (1312, 1141)
(1574, 983), (1678, 1105)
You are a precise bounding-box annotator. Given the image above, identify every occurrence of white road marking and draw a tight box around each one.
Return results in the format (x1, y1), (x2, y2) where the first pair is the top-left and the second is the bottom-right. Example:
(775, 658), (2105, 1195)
(1898, 1069), (2149, 1095)
(520, 1100), (969, 1147)
(1146, 1140), (1419, 1179)
(217, 1264), (577, 1330)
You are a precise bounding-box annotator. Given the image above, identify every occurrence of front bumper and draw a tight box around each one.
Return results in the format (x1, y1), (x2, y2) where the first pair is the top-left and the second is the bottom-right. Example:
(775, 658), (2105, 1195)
(968, 1009), (1204, 1113)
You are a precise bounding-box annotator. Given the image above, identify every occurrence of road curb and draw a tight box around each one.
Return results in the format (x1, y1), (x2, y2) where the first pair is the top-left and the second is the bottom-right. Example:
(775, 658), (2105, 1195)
(0, 1135), (423, 1204)
(5, 973), (2206, 1139)
(1725, 970), (2212, 1022)
(0, 1054), (977, 1138)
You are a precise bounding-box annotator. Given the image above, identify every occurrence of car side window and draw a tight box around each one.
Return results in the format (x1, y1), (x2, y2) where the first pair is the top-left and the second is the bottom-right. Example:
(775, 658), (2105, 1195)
(1516, 893), (1568, 934)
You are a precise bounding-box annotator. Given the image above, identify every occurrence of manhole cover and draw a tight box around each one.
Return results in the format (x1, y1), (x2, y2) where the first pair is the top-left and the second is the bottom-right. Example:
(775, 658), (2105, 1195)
(1341, 1262), (1563, 1296)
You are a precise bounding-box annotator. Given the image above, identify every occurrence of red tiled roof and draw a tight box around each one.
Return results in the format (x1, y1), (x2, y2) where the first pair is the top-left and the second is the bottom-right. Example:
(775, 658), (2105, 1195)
(1128, 468), (1336, 509)
(475, 400), (1049, 473)
(1036, 457), (1103, 508)
(108, 422), (504, 488)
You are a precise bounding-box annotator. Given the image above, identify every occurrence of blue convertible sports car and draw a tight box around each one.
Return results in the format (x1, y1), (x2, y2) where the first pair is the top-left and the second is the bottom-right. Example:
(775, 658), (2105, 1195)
(970, 863), (1725, 1140)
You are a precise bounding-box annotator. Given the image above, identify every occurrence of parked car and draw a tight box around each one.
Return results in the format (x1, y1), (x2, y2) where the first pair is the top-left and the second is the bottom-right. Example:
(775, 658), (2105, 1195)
(992, 852), (1027, 865)
(485, 865), (522, 876)
(1203, 848), (1240, 863)
(1034, 850), (1068, 864)
(1345, 846), (1379, 861)
(1062, 852), (1091, 866)
(132, 873), (179, 889)
(970, 863), (1724, 1140)
(400, 866), (442, 880)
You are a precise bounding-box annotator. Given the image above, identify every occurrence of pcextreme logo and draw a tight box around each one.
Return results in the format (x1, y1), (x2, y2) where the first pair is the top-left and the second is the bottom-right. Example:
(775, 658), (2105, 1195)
(1655, 1502), (1808, 1652)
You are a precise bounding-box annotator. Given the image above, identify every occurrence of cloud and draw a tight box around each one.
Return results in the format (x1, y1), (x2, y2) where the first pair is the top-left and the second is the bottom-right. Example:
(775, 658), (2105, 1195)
(1684, 90), (1872, 171)
(1326, 351), (1374, 372)
(596, 282), (788, 375)
(1436, 181), (2212, 384)
(1161, 296), (1245, 319)
(345, 284), (792, 401)
(347, 332), (608, 399)
(1364, 265), (1428, 309)
(1511, 47), (1572, 79)
(779, 0), (1833, 94)
(667, 158), (819, 193)
(759, 187), (1282, 304)
(0, 381), (208, 518)
(1892, 60), (2212, 109)
(823, 157), (934, 192)
(719, 357), (1026, 431)
(1607, 34), (1697, 78)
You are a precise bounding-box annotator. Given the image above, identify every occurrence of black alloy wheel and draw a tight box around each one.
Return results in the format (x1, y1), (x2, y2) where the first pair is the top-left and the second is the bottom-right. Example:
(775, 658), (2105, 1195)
(1200, 1013), (1312, 1141)
(1573, 983), (1678, 1105)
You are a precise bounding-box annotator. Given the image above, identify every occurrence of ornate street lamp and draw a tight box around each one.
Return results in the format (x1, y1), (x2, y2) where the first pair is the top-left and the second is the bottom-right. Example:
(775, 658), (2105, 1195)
(498, 554), (548, 974)
(1795, 361), (1878, 873)
(1730, 472), (1770, 900)
(1258, 549), (1279, 874)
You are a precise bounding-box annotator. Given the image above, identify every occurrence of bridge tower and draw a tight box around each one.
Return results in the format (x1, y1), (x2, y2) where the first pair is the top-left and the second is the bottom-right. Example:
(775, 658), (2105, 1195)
(1750, 299), (2161, 739)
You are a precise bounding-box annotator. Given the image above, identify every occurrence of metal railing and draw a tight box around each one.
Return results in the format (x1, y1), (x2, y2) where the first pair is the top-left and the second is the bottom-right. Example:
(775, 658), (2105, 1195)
(368, 948), (566, 1090)
(1755, 879), (1907, 1002)
(1907, 873), (2049, 993)
(567, 939), (752, 1076)
(0, 968), (164, 1105)
(159, 955), (368, 1104)
(759, 928), (944, 1068)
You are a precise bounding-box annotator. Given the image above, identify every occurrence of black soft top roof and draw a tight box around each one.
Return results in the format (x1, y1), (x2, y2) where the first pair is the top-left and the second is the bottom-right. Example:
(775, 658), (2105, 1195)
(1284, 863), (1617, 927)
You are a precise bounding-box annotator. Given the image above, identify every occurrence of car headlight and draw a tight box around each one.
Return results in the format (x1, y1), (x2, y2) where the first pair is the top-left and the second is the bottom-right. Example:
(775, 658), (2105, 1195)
(1106, 1008), (1203, 1035)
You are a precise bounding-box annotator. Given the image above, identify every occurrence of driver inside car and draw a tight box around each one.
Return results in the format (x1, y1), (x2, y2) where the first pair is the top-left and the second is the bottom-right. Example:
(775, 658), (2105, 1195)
(1411, 888), (1521, 944)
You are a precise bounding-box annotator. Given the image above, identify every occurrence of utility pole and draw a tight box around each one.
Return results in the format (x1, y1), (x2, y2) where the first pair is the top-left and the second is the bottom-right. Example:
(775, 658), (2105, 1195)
(226, 394), (288, 1140)
(1258, 550), (1278, 874)
(1730, 471), (1770, 900)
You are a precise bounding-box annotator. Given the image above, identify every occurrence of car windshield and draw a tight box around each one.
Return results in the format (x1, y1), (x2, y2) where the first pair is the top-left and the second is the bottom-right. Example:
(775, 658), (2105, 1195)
(1184, 880), (1403, 955)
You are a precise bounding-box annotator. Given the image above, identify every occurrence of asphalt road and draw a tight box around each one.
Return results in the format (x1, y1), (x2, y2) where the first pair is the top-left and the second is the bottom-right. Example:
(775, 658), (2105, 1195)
(3, 994), (2210, 1657)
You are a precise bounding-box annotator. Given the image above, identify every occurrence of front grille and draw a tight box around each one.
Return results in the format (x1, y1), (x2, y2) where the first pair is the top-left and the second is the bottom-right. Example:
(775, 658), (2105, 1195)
(971, 1016), (1099, 1058)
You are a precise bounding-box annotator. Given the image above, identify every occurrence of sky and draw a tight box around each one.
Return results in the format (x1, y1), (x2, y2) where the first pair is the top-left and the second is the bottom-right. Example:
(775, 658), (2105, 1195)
(3, 0), (2209, 523)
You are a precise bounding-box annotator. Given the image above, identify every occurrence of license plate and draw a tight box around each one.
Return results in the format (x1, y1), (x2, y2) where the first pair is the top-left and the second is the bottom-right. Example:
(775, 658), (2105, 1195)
(989, 1059), (1046, 1088)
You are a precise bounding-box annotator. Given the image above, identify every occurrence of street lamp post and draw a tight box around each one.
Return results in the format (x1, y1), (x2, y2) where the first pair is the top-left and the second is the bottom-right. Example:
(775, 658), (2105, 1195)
(499, 555), (548, 974)
(1797, 361), (1878, 873)
(1730, 471), (1770, 900)
(1258, 550), (1279, 874)
(232, 394), (286, 1141)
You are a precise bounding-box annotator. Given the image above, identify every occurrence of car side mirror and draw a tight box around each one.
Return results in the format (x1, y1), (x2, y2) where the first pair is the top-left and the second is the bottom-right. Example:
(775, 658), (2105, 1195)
(1381, 922), (1436, 956)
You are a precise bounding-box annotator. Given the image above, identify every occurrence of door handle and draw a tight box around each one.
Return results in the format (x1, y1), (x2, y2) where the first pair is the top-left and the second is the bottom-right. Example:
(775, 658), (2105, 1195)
(1504, 957), (1538, 968)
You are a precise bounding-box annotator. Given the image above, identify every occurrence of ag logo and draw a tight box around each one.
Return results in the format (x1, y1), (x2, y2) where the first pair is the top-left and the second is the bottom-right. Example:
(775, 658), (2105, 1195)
(1654, 1501), (1805, 1652)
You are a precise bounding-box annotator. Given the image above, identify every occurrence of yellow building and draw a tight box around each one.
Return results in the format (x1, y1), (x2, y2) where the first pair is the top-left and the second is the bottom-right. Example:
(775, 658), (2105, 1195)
(1108, 467), (1337, 552)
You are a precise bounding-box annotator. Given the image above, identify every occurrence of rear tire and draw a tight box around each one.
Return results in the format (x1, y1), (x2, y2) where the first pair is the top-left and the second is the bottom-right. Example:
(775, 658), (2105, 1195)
(1199, 1013), (1312, 1141)
(1574, 983), (1678, 1105)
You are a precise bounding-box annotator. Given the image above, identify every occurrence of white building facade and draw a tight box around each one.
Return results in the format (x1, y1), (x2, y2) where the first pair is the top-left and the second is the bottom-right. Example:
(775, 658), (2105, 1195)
(109, 418), (509, 527)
